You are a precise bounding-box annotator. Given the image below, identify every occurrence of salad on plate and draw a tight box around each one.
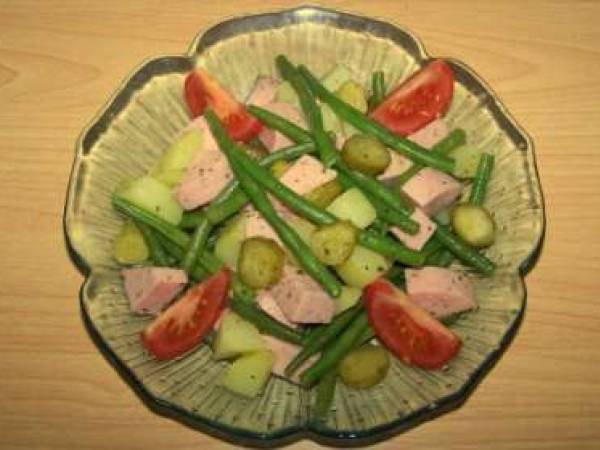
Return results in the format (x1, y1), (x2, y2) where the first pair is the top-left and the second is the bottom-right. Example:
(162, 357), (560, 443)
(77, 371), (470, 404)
(111, 54), (497, 418)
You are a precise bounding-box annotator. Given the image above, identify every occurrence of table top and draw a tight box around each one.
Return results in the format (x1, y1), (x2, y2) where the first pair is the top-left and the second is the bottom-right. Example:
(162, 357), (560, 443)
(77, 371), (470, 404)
(1, 1), (599, 449)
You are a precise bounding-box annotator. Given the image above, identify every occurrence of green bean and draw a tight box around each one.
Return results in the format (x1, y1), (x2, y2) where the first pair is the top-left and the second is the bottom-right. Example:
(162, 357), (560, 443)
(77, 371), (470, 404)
(358, 229), (427, 266)
(113, 196), (223, 277)
(300, 311), (370, 386)
(426, 248), (455, 267)
(434, 225), (495, 274)
(247, 105), (313, 144)
(154, 234), (209, 281)
(314, 370), (337, 421)
(205, 110), (342, 298)
(336, 161), (414, 216)
(356, 325), (376, 347)
(230, 296), (305, 346)
(396, 128), (467, 187)
(276, 56), (338, 168)
(297, 63), (455, 174)
(179, 142), (316, 229)
(470, 153), (495, 205)
(369, 71), (386, 109)
(285, 304), (362, 377)
(180, 213), (211, 274)
(137, 222), (170, 266)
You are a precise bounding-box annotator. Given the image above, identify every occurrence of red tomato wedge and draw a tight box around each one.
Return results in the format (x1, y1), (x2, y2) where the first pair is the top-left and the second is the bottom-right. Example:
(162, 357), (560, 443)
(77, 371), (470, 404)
(363, 278), (461, 369)
(141, 268), (231, 360)
(370, 59), (454, 136)
(184, 69), (262, 142)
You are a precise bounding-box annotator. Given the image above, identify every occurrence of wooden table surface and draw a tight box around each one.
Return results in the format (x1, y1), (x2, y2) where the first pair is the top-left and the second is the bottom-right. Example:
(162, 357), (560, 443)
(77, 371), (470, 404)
(1, 1), (599, 449)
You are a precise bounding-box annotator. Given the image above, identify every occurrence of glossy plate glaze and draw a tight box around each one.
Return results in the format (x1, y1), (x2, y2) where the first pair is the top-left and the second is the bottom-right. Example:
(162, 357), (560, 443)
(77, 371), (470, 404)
(64, 6), (545, 447)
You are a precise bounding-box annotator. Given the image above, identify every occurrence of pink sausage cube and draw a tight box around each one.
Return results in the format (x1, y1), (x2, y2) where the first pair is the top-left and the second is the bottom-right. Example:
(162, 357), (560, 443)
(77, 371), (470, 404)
(260, 335), (318, 383)
(390, 207), (437, 251)
(378, 151), (413, 184)
(401, 167), (462, 216)
(278, 155), (337, 196)
(175, 118), (233, 210)
(122, 267), (188, 315)
(405, 267), (475, 319)
(269, 266), (335, 324)
(258, 102), (307, 152)
(256, 291), (297, 329)
(408, 119), (449, 149)
(246, 76), (280, 107)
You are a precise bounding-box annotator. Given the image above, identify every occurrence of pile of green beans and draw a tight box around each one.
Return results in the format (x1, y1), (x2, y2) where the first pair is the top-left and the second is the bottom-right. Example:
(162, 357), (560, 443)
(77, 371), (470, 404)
(204, 110), (343, 298)
(180, 142), (316, 229)
(276, 55), (338, 168)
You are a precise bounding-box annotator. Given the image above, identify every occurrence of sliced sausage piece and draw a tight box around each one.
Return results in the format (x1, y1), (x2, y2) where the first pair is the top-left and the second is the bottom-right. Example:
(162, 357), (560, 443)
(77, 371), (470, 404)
(378, 119), (449, 184)
(408, 119), (449, 149)
(278, 154), (337, 196)
(401, 167), (463, 216)
(405, 266), (475, 318)
(269, 266), (335, 324)
(390, 207), (437, 251)
(175, 117), (233, 209)
(256, 291), (297, 329)
(378, 151), (412, 184)
(258, 102), (307, 152)
(246, 76), (280, 107)
(122, 267), (188, 315)
(260, 335), (318, 383)
(242, 206), (282, 245)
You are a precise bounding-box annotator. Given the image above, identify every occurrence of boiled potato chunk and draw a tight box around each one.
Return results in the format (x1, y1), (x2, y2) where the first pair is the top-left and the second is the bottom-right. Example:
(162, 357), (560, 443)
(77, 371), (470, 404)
(214, 214), (247, 269)
(117, 176), (183, 225)
(213, 311), (267, 360)
(336, 245), (391, 288)
(326, 188), (377, 229)
(334, 286), (362, 314)
(151, 128), (202, 187)
(221, 350), (275, 398)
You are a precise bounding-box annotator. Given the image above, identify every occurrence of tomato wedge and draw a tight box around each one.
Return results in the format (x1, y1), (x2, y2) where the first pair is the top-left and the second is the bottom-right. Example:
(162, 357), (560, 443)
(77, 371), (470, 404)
(370, 59), (454, 136)
(141, 268), (231, 360)
(363, 278), (461, 369)
(184, 69), (262, 142)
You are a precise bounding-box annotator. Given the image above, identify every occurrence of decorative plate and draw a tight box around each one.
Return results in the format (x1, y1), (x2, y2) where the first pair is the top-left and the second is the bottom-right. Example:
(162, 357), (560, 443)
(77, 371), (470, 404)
(64, 6), (545, 447)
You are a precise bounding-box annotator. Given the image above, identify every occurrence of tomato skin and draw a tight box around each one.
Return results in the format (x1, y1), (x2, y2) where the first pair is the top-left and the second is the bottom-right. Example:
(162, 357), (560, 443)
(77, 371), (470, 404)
(184, 69), (263, 142)
(363, 278), (461, 369)
(370, 59), (454, 137)
(141, 268), (231, 360)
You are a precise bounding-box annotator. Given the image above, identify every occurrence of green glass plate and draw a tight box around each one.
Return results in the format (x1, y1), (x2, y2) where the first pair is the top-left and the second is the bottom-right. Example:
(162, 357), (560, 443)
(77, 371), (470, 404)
(64, 6), (545, 447)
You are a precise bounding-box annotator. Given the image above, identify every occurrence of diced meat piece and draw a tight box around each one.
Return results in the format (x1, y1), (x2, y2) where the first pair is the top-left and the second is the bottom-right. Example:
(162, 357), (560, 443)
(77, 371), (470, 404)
(378, 151), (413, 184)
(242, 206), (281, 244)
(246, 76), (280, 107)
(405, 267), (475, 318)
(261, 335), (318, 383)
(278, 155), (337, 196)
(122, 267), (188, 315)
(407, 119), (449, 149)
(256, 291), (296, 329)
(269, 266), (335, 324)
(390, 208), (437, 251)
(259, 102), (306, 152)
(401, 167), (462, 216)
(175, 117), (233, 209)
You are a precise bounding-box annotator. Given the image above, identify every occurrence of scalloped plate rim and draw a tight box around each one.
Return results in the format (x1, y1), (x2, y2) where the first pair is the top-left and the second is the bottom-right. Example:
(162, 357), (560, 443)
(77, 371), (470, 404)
(64, 5), (545, 447)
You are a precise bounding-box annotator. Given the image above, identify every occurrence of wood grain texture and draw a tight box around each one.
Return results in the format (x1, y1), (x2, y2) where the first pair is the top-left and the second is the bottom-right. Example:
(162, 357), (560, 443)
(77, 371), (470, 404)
(0, 0), (599, 448)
